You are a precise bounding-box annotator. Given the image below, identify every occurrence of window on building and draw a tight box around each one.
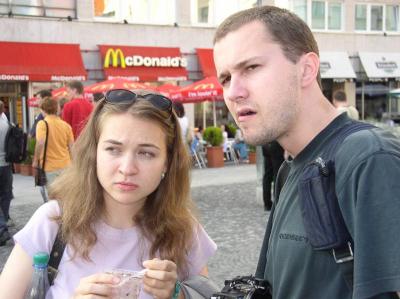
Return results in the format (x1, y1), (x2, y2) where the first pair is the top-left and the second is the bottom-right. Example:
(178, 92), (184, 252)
(371, 5), (383, 31)
(280, 1), (343, 31)
(355, 3), (399, 33)
(0, 0), (76, 18)
(311, 1), (325, 29)
(355, 4), (367, 30)
(191, 0), (258, 26)
(292, 0), (307, 21)
(94, 0), (175, 25)
(386, 5), (399, 32)
(328, 2), (341, 30)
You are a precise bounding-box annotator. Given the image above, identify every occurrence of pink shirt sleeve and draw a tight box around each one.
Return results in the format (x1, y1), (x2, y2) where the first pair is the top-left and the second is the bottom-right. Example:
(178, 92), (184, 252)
(13, 201), (60, 258)
(184, 223), (217, 280)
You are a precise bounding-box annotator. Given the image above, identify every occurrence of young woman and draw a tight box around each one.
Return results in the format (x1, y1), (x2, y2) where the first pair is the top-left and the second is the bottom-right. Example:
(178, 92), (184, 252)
(0, 89), (217, 299)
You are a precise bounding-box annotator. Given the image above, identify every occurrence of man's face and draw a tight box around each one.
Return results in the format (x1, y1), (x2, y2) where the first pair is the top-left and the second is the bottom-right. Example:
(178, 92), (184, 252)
(214, 21), (301, 145)
(66, 86), (76, 100)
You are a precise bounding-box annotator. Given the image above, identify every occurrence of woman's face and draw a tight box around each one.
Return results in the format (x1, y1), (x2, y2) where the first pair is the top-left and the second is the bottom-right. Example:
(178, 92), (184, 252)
(97, 113), (168, 212)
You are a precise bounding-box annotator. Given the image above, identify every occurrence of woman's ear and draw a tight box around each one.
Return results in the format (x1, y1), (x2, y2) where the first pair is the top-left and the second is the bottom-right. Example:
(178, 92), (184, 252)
(299, 52), (320, 88)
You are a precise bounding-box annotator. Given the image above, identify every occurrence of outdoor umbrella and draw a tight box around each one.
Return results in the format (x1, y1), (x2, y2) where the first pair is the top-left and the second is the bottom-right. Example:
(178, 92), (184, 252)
(156, 83), (180, 97)
(84, 78), (156, 93)
(52, 87), (68, 98)
(27, 97), (39, 107)
(168, 76), (223, 103)
(169, 76), (224, 126)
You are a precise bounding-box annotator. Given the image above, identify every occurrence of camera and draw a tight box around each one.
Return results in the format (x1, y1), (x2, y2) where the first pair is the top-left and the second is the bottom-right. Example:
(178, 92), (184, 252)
(211, 275), (272, 299)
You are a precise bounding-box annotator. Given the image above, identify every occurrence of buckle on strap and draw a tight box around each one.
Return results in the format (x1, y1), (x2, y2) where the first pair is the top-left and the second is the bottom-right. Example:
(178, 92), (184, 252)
(332, 242), (354, 264)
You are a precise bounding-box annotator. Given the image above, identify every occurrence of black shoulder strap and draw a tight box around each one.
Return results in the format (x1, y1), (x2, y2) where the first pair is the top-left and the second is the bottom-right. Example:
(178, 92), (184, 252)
(41, 120), (49, 170)
(47, 227), (66, 285)
(255, 121), (375, 284)
(255, 160), (290, 278)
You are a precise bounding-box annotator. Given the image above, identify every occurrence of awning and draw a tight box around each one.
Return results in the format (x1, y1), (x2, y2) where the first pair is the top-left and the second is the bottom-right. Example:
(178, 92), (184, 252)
(99, 45), (187, 82)
(359, 52), (400, 80)
(196, 48), (216, 78)
(0, 41), (87, 81)
(319, 52), (356, 81)
(169, 76), (223, 103)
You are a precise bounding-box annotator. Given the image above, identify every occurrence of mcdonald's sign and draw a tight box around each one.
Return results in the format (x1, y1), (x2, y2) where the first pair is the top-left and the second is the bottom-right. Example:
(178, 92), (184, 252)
(99, 45), (188, 82)
(104, 48), (126, 68)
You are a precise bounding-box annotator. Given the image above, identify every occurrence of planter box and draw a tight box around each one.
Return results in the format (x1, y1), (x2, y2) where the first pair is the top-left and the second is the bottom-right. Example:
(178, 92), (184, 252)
(20, 164), (33, 176)
(206, 146), (224, 168)
(13, 163), (21, 173)
(249, 152), (257, 164)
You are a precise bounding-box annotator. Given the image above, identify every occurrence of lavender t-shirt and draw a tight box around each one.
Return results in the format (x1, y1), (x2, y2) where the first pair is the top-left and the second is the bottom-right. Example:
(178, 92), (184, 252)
(14, 200), (217, 299)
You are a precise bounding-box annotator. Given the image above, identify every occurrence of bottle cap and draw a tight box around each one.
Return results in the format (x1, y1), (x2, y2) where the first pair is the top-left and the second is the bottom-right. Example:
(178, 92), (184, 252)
(33, 252), (49, 266)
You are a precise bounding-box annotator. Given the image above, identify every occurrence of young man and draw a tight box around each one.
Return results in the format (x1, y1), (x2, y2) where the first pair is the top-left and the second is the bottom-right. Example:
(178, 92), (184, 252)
(29, 89), (52, 138)
(62, 80), (93, 139)
(213, 6), (400, 299)
(332, 90), (359, 120)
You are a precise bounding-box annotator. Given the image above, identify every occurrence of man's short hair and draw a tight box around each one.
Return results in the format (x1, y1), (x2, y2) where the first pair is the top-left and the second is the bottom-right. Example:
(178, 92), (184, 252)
(40, 97), (59, 115)
(333, 90), (347, 102)
(0, 100), (4, 114)
(213, 6), (321, 87)
(37, 89), (52, 99)
(66, 80), (84, 95)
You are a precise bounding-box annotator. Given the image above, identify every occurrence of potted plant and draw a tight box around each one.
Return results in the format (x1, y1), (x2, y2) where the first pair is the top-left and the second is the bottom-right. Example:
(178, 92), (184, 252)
(203, 126), (224, 168)
(248, 145), (257, 164)
(20, 138), (35, 176)
(225, 123), (237, 138)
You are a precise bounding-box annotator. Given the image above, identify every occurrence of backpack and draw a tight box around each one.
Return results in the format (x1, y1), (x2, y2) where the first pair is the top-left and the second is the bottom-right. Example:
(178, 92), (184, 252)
(256, 120), (375, 290)
(5, 123), (28, 163)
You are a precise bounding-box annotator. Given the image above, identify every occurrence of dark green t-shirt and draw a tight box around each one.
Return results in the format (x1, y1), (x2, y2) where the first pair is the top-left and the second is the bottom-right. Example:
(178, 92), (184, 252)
(263, 114), (400, 299)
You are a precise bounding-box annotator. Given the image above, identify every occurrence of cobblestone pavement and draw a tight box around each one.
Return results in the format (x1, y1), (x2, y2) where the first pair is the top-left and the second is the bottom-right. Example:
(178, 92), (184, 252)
(1, 165), (269, 289)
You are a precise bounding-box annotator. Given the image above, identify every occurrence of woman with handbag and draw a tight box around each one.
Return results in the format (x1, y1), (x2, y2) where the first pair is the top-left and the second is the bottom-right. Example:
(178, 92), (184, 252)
(0, 89), (217, 299)
(32, 97), (74, 202)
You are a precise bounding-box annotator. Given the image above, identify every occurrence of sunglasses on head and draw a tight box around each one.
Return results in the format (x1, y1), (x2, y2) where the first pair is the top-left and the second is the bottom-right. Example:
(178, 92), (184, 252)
(104, 89), (172, 113)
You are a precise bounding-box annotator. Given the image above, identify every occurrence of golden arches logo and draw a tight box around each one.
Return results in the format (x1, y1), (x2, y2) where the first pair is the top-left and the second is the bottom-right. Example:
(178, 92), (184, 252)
(193, 83), (214, 90)
(104, 48), (126, 68)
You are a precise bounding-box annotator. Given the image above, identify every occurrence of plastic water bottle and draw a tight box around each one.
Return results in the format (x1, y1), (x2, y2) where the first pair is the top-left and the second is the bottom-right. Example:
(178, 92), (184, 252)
(25, 252), (50, 299)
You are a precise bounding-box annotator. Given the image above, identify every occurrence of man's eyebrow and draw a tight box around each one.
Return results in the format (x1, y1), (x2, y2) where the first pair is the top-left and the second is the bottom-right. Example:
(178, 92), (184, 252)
(218, 56), (263, 82)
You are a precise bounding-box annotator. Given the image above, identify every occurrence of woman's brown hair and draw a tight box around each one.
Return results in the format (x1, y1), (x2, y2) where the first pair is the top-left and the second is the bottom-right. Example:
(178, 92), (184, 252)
(49, 91), (195, 276)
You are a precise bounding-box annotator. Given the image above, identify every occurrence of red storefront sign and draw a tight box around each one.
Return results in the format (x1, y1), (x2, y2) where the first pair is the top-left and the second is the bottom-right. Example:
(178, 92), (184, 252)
(0, 41), (87, 81)
(99, 45), (187, 82)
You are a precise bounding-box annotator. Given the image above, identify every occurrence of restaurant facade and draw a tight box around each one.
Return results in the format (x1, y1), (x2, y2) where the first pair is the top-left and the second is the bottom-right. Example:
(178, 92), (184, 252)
(0, 0), (399, 130)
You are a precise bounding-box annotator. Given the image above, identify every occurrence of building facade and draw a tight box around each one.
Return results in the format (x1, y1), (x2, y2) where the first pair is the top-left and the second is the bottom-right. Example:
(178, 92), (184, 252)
(0, 0), (399, 130)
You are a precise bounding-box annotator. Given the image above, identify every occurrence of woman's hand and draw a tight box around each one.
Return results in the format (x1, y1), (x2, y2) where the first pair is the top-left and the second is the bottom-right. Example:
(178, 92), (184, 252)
(72, 273), (120, 298)
(142, 258), (178, 299)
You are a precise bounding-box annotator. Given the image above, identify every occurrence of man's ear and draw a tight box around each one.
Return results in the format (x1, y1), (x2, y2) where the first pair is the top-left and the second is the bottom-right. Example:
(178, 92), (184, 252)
(299, 52), (319, 88)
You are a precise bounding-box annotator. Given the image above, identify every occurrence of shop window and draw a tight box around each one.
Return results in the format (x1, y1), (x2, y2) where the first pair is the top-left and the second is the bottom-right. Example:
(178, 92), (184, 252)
(94, 0), (175, 25)
(0, 0), (76, 19)
(191, 0), (258, 26)
(355, 3), (399, 33)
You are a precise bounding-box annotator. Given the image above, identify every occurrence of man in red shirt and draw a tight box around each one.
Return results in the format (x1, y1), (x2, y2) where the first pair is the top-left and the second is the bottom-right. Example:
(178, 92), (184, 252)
(62, 81), (93, 139)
